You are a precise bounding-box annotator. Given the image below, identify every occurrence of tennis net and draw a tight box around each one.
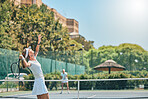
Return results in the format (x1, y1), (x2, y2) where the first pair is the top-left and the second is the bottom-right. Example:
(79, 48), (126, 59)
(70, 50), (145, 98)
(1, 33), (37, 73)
(0, 78), (148, 99)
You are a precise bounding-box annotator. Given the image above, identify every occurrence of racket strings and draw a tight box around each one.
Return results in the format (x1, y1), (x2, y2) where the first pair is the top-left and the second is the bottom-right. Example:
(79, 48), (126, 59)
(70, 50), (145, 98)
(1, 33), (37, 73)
(11, 62), (20, 79)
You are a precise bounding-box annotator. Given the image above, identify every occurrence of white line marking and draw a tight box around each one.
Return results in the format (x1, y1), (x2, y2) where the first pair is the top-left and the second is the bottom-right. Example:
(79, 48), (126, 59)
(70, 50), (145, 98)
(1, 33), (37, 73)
(19, 95), (35, 97)
(87, 94), (96, 98)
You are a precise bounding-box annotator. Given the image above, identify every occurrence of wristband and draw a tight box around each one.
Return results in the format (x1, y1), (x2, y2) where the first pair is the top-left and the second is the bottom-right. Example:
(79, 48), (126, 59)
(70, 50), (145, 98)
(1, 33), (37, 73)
(37, 43), (40, 45)
(22, 57), (25, 61)
(20, 55), (25, 61)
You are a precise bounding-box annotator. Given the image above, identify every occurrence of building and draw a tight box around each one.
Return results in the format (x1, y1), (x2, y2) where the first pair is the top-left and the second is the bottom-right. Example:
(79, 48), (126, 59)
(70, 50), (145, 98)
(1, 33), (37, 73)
(50, 8), (67, 27)
(13, 0), (21, 5)
(50, 8), (79, 38)
(66, 19), (79, 38)
(13, 0), (79, 38)
(20, 0), (42, 7)
(49, 8), (79, 38)
(67, 19), (79, 33)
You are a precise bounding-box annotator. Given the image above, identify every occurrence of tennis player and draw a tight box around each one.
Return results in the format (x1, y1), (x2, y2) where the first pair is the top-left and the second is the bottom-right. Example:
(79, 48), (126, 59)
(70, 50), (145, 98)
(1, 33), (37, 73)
(60, 69), (70, 94)
(19, 34), (49, 99)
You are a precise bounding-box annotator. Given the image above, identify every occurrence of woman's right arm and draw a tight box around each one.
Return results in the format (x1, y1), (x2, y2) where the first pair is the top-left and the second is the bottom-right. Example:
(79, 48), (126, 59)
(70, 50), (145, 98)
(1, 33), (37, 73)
(19, 55), (31, 68)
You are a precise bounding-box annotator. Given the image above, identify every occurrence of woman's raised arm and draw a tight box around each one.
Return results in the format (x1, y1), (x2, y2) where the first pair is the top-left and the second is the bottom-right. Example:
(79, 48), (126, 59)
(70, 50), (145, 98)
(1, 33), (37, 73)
(19, 55), (31, 68)
(34, 34), (42, 57)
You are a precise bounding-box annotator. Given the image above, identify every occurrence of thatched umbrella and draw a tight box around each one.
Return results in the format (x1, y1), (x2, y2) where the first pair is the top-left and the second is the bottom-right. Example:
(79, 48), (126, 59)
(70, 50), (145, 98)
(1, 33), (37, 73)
(94, 60), (125, 74)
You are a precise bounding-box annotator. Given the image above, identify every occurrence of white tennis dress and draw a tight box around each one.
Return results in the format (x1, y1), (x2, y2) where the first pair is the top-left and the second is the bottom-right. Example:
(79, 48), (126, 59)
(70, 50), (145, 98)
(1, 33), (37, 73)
(28, 59), (48, 95)
(61, 72), (68, 83)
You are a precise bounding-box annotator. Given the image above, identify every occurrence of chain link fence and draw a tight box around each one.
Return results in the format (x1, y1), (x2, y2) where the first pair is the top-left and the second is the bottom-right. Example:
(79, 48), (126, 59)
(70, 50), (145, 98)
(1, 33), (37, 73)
(0, 48), (85, 80)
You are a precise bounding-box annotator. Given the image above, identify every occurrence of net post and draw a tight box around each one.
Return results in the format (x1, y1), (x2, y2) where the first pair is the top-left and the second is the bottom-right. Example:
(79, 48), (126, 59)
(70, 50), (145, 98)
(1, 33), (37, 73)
(6, 55), (8, 92)
(78, 80), (80, 99)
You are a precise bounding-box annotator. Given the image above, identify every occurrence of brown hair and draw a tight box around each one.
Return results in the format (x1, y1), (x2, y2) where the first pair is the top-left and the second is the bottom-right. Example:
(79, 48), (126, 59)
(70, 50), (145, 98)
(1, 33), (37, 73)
(22, 49), (30, 59)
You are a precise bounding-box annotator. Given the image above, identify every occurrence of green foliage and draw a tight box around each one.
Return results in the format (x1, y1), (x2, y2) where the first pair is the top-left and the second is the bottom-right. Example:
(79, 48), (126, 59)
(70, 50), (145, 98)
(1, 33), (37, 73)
(0, 0), (83, 53)
(0, 0), (87, 70)
(73, 35), (94, 51)
(83, 43), (148, 73)
(45, 74), (61, 90)
(0, 81), (17, 88)
(0, 0), (19, 49)
(23, 74), (34, 90)
(21, 71), (148, 90)
(79, 73), (93, 90)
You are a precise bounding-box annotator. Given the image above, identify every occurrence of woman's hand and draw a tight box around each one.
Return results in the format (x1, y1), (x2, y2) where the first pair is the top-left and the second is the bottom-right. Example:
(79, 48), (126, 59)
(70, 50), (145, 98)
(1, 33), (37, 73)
(38, 34), (42, 44)
(20, 55), (31, 68)
(19, 55), (23, 60)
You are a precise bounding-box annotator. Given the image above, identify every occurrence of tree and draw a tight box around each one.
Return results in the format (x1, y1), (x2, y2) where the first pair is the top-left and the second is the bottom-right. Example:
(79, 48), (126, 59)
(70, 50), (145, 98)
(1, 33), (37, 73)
(73, 35), (94, 51)
(83, 43), (148, 74)
(0, 0), (19, 49)
(0, 0), (85, 61)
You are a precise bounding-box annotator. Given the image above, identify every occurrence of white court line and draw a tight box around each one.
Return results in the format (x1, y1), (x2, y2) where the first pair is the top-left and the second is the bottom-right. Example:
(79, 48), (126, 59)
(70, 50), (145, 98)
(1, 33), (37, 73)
(87, 94), (96, 98)
(9, 94), (36, 98)
(20, 95), (35, 97)
(17, 94), (36, 98)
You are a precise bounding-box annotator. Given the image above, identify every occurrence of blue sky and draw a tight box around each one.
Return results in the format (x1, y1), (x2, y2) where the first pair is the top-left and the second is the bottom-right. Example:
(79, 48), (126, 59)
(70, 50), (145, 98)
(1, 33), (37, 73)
(42, 0), (148, 51)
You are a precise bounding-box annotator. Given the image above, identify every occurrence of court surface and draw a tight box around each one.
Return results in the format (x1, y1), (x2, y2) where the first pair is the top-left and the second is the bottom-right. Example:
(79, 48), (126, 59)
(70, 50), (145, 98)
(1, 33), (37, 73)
(0, 90), (148, 99)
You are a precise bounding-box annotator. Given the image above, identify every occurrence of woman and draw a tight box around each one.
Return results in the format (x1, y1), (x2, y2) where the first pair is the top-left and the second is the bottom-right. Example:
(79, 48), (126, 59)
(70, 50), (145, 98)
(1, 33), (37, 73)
(60, 69), (69, 94)
(19, 34), (49, 99)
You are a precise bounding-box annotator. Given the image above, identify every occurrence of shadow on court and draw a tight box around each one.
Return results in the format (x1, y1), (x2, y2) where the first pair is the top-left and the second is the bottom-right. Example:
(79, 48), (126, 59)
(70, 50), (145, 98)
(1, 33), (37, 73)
(1, 90), (148, 99)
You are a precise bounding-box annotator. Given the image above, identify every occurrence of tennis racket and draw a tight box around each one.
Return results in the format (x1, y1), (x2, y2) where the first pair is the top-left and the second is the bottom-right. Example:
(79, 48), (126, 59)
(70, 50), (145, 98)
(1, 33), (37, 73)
(10, 59), (21, 79)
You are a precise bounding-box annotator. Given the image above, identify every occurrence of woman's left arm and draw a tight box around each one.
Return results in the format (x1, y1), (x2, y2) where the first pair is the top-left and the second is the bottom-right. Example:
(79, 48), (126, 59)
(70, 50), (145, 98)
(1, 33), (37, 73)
(34, 34), (42, 57)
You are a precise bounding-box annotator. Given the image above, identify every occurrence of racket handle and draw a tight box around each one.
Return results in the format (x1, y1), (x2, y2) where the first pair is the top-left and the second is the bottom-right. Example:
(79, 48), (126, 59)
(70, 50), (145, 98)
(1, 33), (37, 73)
(18, 59), (21, 65)
(18, 59), (21, 78)
(18, 59), (21, 67)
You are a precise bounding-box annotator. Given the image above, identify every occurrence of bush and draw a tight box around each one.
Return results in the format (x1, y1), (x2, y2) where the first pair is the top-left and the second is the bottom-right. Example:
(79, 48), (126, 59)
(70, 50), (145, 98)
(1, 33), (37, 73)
(0, 82), (17, 88)
(79, 74), (92, 90)
(44, 72), (61, 90)
(68, 75), (79, 89)
(95, 73), (129, 90)
(21, 71), (148, 90)
(22, 74), (34, 91)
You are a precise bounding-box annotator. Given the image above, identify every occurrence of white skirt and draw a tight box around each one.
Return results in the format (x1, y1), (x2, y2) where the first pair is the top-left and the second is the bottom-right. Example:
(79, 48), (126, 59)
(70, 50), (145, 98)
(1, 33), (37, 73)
(62, 78), (68, 83)
(32, 77), (48, 95)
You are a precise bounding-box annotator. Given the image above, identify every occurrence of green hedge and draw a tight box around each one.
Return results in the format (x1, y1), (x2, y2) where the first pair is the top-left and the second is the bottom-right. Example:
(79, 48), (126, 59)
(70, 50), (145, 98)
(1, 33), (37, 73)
(0, 82), (17, 88)
(21, 71), (148, 90)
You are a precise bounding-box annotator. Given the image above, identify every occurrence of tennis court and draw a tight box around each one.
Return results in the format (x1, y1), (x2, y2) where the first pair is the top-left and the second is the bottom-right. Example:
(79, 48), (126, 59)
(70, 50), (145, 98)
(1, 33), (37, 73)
(1, 90), (148, 99)
(1, 78), (148, 99)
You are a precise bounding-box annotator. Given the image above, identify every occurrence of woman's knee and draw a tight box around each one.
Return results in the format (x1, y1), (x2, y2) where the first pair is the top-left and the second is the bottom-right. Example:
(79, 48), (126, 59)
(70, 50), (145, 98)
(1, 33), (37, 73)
(37, 95), (41, 99)
(41, 93), (49, 99)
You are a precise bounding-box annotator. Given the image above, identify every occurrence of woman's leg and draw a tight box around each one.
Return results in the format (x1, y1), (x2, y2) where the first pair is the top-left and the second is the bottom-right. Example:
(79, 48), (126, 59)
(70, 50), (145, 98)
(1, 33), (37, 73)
(37, 95), (41, 99)
(39, 93), (49, 99)
(62, 83), (64, 90)
(60, 83), (64, 94)
(67, 82), (70, 94)
(67, 82), (69, 90)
